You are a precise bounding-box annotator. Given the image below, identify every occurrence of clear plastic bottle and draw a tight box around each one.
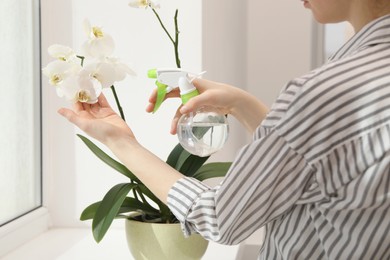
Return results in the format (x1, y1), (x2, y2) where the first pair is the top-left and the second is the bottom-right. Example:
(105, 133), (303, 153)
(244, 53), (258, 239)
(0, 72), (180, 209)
(177, 107), (229, 157)
(147, 68), (229, 156)
(176, 76), (229, 157)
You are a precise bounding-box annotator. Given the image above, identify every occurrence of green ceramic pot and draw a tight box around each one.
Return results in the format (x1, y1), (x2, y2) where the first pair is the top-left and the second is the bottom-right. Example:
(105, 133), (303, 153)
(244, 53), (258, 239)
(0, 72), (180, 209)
(125, 218), (209, 260)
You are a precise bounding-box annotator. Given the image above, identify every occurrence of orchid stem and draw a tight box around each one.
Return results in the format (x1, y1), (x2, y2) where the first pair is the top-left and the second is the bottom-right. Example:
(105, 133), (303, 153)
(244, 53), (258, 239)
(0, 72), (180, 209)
(110, 85), (126, 121)
(76, 55), (85, 66)
(173, 9), (181, 68)
(152, 8), (181, 68)
(152, 8), (174, 44)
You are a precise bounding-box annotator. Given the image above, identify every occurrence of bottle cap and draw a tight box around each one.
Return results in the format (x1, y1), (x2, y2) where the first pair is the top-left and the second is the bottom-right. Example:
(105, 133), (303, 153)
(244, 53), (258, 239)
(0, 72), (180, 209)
(179, 76), (196, 94)
(179, 76), (199, 104)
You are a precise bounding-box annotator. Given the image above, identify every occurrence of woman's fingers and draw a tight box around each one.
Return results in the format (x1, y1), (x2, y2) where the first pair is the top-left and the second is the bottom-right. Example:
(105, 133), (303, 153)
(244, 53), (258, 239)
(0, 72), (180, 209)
(179, 92), (209, 114)
(58, 108), (83, 127)
(148, 88), (158, 103)
(82, 102), (92, 112)
(170, 105), (184, 135)
(146, 87), (181, 113)
(145, 102), (155, 113)
(98, 93), (110, 108)
(73, 101), (84, 113)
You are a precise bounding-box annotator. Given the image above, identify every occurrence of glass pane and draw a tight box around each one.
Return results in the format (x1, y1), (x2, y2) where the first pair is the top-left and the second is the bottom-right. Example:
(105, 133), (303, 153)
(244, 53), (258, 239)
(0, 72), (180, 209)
(0, 0), (41, 225)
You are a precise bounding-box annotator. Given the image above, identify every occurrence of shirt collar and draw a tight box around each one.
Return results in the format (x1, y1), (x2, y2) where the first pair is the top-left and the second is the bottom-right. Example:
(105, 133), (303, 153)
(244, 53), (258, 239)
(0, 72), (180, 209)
(329, 14), (390, 61)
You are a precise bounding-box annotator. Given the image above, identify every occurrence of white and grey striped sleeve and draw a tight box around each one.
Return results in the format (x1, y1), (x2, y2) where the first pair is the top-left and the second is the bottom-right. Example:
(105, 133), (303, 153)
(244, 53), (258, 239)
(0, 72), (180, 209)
(167, 125), (317, 245)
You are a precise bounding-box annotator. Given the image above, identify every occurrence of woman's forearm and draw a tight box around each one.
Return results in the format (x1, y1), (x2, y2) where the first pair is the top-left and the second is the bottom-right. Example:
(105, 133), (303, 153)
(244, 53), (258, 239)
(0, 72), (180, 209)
(230, 88), (269, 133)
(107, 136), (183, 204)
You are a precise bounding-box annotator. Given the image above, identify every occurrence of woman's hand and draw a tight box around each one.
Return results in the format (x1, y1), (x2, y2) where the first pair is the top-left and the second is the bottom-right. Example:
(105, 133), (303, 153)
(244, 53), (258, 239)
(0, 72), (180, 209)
(58, 94), (135, 147)
(146, 78), (269, 134)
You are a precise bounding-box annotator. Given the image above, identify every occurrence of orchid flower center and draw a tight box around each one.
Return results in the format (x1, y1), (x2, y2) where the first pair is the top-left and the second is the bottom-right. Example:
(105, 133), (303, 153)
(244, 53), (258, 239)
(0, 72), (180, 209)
(50, 74), (63, 86)
(77, 90), (91, 102)
(92, 27), (104, 38)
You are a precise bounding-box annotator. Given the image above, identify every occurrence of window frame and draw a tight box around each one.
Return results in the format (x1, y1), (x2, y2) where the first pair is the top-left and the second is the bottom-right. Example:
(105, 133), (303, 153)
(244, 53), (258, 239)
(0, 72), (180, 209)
(0, 0), (49, 256)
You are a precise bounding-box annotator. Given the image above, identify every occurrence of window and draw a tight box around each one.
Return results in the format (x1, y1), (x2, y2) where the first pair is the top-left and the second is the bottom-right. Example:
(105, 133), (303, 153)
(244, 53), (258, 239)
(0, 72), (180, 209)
(0, 0), (42, 226)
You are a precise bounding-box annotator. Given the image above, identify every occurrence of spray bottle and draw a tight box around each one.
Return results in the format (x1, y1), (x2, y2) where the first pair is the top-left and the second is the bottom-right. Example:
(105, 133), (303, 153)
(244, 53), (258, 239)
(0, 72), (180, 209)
(148, 68), (229, 157)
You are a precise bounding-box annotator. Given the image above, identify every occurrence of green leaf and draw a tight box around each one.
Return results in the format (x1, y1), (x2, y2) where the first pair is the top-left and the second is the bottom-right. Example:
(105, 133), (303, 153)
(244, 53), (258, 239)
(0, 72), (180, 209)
(119, 197), (160, 216)
(137, 184), (171, 221)
(179, 153), (209, 177)
(166, 143), (211, 177)
(92, 183), (136, 243)
(137, 184), (160, 205)
(80, 197), (160, 221)
(166, 143), (186, 169)
(80, 202), (100, 221)
(176, 148), (192, 170)
(77, 134), (140, 182)
(166, 143), (210, 177)
(192, 162), (232, 181)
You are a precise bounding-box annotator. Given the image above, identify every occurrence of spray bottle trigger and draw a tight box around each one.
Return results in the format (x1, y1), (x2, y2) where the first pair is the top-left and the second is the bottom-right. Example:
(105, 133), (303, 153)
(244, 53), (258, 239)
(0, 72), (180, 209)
(153, 81), (168, 113)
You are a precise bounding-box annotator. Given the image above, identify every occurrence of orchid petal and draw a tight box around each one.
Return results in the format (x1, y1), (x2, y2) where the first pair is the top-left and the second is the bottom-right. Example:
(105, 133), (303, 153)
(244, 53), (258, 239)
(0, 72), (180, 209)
(42, 60), (80, 86)
(60, 75), (102, 103)
(83, 19), (92, 38)
(48, 44), (76, 62)
(81, 19), (116, 58)
(78, 76), (102, 104)
(128, 0), (160, 9)
(83, 62), (117, 89)
(82, 33), (115, 58)
(105, 57), (137, 81)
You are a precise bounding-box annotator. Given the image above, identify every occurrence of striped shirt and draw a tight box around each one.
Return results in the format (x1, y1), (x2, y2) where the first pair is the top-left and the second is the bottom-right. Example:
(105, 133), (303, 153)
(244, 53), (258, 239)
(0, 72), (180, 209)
(167, 14), (390, 259)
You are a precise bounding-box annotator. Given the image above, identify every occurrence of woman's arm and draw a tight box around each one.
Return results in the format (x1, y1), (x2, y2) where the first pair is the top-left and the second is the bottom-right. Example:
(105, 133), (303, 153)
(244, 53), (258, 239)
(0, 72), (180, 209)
(146, 78), (269, 134)
(106, 137), (183, 204)
(58, 94), (183, 204)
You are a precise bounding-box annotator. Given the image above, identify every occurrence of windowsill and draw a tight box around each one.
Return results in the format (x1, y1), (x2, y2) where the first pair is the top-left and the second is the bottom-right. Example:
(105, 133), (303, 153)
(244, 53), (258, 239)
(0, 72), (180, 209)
(2, 227), (240, 260)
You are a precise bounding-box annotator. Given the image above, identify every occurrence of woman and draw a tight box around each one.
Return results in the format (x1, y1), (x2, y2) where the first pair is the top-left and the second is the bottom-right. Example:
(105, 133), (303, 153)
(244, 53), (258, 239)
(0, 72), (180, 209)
(59, 0), (390, 258)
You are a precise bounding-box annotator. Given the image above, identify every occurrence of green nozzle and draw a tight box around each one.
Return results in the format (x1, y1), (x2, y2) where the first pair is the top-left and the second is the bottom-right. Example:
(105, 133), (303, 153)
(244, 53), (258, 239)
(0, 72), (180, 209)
(153, 81), (168, 113)
(181, 89), (199, 105)
(147, 69), (157, 79)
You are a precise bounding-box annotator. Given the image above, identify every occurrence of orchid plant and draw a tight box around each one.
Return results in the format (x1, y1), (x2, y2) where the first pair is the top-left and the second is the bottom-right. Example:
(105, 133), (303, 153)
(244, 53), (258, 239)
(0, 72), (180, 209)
(43, 20), (135, 115)
(43, 1), (231, 243)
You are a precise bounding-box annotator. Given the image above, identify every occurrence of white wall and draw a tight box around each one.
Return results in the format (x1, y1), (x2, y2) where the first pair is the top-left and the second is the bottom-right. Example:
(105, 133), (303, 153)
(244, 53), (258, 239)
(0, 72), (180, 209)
(247, 0), (313, 107)
(42, 0), (314, 248)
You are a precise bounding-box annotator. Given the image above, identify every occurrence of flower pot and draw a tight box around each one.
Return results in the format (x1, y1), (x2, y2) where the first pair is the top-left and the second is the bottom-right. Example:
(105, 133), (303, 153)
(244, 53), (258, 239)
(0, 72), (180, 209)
(125, 218), (209, 260)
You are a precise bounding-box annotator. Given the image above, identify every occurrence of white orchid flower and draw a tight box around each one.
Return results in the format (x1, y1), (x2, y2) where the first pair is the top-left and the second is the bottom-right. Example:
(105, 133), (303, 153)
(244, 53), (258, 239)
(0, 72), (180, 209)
(105, 57), (136, 81)
(48, 44), (77, 62)
(83, 58), (136, 88)
(128, 0), (160, 9)
(83, 61), (117, 89)
(59, 73), (102, 104)
(42, 60), (81, 87)
(82, 20), (115, 58)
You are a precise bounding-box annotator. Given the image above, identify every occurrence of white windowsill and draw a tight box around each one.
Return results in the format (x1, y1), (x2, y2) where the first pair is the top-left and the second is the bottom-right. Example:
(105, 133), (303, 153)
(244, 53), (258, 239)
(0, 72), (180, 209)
(0, 208), (50, 257)
(2, 227), (241, 260)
